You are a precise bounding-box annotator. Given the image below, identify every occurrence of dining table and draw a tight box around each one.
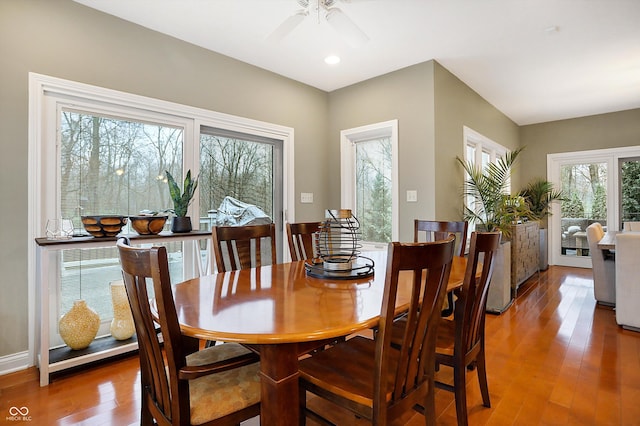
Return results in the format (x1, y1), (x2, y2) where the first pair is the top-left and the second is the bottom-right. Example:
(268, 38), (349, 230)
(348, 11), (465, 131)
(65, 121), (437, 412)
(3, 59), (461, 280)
(169, 250), (471, 426)
(597, 230), (619, 250)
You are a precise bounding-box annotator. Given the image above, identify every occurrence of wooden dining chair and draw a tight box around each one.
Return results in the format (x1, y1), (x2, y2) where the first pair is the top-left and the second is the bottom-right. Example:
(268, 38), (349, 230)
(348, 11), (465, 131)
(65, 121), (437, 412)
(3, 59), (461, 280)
(414, 219), (468, 256)
(414, 219), (469, 315)
(298, 236), (456, 425)
(116, 239), (261, 426)
(434, 231), (501, 426)
(286, 221), (321, 261)
(212, 223), (277, 272)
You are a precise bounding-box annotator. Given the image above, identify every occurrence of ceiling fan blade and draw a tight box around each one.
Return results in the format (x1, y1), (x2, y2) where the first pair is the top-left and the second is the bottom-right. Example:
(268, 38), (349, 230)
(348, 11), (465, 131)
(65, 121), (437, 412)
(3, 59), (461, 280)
(266, 10), (308, 43)
(325, 7), (369, 48)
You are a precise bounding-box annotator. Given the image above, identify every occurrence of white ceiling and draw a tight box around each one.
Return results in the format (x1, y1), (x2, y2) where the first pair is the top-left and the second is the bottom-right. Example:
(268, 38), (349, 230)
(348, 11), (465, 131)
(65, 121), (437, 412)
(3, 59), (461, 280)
(74, 0), (640, 125)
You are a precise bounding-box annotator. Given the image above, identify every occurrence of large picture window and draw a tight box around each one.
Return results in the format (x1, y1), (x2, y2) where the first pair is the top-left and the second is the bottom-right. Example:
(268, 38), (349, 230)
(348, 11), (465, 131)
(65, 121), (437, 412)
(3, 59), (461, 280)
(29, 73), (293, 351)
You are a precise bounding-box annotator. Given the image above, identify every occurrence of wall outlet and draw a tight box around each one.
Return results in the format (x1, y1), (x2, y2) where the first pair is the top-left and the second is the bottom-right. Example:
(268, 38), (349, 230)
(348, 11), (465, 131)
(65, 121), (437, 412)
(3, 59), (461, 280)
(406, 190), (418, 202)
(300, 192), (314, 203)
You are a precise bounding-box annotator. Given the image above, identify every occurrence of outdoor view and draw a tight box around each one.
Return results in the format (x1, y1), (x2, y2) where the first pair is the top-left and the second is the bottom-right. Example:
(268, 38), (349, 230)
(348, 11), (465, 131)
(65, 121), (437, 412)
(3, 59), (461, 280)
(355, 137), (392, 243)
(620, 158), (640, 222)
(55, 110), (275, 343)
(560, 162), (607, 257)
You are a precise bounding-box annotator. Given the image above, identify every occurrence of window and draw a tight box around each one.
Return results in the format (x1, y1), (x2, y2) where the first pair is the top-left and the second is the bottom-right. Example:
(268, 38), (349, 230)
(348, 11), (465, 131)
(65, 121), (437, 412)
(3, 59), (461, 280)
(29, 73), (293, 350)
(462, 126), (509, 233)
(341, 120), (398, 247)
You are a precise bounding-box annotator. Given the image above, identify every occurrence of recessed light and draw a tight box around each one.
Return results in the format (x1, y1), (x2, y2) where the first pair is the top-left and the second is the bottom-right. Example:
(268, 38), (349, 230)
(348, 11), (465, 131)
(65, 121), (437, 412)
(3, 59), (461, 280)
(324, 55), (340, 65)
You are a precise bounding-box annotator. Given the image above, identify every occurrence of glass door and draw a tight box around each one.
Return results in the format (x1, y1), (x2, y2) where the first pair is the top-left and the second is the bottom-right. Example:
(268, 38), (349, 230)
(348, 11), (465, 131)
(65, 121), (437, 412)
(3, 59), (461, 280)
(549, 153), (615, 268)
(619, 157), (640, 226)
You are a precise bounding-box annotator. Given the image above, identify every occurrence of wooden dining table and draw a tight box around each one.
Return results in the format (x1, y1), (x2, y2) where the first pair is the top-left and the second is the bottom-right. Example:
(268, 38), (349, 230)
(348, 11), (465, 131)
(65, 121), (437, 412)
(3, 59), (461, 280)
(597, 230), (619, 250)
(169, 250), (470, 426)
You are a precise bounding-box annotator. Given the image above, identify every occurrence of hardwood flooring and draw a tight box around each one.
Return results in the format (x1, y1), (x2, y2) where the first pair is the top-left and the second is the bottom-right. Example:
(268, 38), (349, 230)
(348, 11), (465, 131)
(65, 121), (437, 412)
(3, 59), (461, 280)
(2, 266), (639, 425)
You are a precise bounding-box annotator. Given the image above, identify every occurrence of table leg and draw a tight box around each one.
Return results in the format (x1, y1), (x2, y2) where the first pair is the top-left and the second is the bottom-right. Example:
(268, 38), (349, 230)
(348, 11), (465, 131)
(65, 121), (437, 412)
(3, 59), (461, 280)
(258, 343), (300, 426)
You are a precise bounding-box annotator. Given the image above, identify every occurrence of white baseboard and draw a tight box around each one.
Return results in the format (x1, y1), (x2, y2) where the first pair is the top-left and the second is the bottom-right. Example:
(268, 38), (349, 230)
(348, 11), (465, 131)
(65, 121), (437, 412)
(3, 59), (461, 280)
(0, 351), (31, 376)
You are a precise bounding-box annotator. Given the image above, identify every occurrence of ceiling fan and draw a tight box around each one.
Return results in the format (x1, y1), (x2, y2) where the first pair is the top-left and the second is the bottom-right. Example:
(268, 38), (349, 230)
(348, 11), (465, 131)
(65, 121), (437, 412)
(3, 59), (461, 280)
(267, 0), (369, 48)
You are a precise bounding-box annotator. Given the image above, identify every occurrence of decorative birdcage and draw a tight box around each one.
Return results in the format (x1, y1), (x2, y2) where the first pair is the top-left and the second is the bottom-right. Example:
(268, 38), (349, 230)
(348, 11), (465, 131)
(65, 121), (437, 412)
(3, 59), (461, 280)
(305, 209), (374, 279)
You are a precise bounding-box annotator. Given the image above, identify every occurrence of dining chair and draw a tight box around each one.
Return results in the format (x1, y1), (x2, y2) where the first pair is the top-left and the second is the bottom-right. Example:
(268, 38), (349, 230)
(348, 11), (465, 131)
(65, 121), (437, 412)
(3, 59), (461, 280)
(414, 219), (469, 315)
(286, 221), (322, 261)
(298, 236), (456, 425)
(613, 232), (640, 331)
(212, 223), (277, 272)
(434, 231), (501, 426)
(117, 239), (261, 426)
(586, 222), (615, 306)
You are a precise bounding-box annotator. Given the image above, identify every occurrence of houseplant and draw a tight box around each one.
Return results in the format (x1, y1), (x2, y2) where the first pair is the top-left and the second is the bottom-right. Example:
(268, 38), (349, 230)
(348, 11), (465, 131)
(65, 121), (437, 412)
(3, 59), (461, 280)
(166, 169), (199, 233)
(457, 147), (533, 237)
(457, 147), (536, 313)
(520, 178), (565, 270)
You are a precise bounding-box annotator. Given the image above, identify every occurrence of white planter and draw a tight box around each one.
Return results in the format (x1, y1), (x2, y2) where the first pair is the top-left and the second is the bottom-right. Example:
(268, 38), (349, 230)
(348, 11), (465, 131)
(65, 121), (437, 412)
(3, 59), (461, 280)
(486, 241), (513, 314)
(539, 228), (548, 271)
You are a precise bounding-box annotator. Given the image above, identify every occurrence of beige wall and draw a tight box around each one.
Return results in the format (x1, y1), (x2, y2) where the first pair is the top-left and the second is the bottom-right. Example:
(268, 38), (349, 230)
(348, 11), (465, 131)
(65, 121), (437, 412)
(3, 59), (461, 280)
(433, 63), (520, 220)
(519, 109), (640, 186)
(0, 0), (329, 358)
(328, 62), (436, 241)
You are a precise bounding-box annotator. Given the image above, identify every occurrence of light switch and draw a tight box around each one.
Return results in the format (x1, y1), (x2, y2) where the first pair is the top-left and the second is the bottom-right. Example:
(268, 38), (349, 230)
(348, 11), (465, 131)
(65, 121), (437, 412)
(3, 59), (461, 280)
(300, 192), (314, 203)
(406, 190), (418, 202)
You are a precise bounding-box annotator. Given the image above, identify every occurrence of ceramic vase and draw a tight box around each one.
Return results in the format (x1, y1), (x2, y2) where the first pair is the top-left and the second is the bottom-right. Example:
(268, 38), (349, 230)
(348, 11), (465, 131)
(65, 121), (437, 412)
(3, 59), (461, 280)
(110, 281), (135, 340)
(59, 300), (100, 350)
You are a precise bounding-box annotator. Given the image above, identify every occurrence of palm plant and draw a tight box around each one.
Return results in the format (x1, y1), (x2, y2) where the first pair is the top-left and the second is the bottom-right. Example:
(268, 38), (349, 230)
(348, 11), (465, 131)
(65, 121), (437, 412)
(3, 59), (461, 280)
(520, 178), (565, 222)
(166, 170), (199, 217)
(457, 147), (534, 238)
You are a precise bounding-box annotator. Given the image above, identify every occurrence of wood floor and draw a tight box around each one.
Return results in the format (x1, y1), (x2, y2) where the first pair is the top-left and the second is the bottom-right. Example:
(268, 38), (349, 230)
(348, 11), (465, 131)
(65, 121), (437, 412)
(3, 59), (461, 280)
(2, 266), (639, 425)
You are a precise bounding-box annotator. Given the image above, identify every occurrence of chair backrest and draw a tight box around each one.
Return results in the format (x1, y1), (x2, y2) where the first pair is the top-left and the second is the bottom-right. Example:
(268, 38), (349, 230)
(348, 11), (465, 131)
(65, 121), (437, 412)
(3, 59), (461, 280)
(286, 221), (321, 261)
(623, 221), (640, 231)
(212, 223), (277, 272)
(414, 219), (468, 256)
(586, 222), (616, 305)
(117, 240), (199, 425)
(454, 232), (501, 356)
(375, 236), (455, 420)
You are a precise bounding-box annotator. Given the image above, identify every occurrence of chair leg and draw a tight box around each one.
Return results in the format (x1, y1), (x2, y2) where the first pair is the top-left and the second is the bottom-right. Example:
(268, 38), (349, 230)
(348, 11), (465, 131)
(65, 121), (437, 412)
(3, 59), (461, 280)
(476, 350), (491, 408)
(424, 379), (437, 426)
(453, 361), (469, 426)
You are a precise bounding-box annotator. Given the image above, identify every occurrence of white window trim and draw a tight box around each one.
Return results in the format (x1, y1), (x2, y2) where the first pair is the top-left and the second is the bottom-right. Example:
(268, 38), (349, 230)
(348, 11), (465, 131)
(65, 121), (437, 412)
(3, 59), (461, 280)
(547, 145), (640, 268)
(340, 119), (399, 247)
(28, 72), (294, 366)
(463, 126), (508, 173)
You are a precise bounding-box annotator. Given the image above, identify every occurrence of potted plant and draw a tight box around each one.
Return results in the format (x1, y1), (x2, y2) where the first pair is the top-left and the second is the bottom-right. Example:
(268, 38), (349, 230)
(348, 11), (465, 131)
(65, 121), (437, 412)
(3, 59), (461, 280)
(520, 178), (565, 270)
(457, 147), (536, 313)
(166, 169), (199, 233)
(457, 147), (533, 237)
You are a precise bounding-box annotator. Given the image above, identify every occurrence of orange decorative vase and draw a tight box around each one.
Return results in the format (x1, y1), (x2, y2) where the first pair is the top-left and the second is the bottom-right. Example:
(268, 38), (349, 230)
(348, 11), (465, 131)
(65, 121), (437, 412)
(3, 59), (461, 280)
(58, 300), (100, 350)
(109, 281), (135, 340)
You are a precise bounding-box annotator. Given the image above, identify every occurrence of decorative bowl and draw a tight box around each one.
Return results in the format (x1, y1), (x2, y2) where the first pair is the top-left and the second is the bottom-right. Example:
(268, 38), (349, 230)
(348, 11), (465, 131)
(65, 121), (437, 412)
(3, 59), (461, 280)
(129, 215), (168, 235)
(81, 215), (128, 238)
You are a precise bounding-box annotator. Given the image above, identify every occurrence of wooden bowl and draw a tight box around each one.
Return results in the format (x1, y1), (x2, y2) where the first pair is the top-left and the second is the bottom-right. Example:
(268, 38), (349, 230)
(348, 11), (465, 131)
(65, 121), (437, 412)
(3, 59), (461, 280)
(81, 215), (127, 238)
(129, 215), (168, 235)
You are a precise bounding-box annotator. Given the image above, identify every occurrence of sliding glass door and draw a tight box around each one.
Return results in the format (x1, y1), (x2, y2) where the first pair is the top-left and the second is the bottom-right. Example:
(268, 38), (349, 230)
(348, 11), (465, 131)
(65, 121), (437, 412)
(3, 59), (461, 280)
(548, 147), (640, 268)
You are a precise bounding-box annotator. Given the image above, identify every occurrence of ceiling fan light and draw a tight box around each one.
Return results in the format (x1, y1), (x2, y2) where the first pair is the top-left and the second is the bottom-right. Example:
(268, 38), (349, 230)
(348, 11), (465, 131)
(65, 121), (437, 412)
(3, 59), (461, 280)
(266, 10), (308, 43)
(325, 7), (369, 48)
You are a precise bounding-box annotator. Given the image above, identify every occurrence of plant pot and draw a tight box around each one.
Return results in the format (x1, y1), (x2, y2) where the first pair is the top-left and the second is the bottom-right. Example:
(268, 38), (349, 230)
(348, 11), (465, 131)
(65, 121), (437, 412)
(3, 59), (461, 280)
(539, 228), (548, 271)
(171, 216), (192, 233)
(486, 240), (513, 314)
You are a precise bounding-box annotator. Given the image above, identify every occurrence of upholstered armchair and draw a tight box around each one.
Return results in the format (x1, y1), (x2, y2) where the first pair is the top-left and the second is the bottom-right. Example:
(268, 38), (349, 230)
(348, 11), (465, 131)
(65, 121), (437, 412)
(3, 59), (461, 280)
(586, 223), (615, 306)
(614, 232), (640, 331)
